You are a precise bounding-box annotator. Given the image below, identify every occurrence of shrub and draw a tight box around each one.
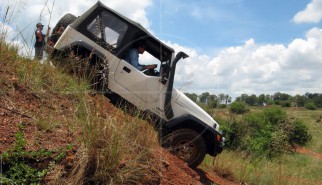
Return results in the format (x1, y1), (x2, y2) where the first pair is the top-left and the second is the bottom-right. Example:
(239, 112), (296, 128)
(289, 119), (311, 145)
(304, 102), (316, 110)
(219, 104), (227, 109)
(229, 101), (248, 114)
(280, 100), (291, 107)
(221, 106), (312, 158)
(218, 117), (243, 150)
(262, 106), (286, 125)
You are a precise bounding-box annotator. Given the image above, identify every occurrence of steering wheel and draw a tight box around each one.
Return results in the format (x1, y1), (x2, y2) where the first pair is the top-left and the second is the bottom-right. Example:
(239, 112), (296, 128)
(143, 68), (160, 76)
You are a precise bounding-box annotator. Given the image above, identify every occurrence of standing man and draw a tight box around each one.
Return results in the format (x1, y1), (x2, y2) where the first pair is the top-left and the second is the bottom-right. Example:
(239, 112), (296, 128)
(123, 41), (157, 70)
(34, 23), (51, 60)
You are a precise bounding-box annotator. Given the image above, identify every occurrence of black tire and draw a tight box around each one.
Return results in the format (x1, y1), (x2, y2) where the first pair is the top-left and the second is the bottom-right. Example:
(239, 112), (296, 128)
(50, 13), (77, 45)
(52, 13), (77, 36)
(49, 13), (77, 60)
(161, 129), (206, 168)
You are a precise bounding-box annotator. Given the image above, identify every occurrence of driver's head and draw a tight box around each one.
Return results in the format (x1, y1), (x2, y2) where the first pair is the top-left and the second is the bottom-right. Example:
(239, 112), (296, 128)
(136, 41), (146, 54)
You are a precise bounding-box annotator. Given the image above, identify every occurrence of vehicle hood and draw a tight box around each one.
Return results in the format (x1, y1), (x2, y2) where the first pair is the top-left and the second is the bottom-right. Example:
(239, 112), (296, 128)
(174, 90), (220, 131)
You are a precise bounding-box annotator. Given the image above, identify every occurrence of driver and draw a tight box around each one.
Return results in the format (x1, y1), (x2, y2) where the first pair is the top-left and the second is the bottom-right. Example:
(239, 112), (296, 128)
(123, 41), (157, 71)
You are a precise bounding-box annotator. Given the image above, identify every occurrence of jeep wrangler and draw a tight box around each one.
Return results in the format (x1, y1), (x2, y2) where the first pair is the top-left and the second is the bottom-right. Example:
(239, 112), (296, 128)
(50, 2), (224, 168)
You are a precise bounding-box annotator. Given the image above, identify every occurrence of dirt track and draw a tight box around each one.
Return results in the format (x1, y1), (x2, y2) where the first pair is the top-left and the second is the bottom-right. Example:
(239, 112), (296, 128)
(296, 146), (322, 161)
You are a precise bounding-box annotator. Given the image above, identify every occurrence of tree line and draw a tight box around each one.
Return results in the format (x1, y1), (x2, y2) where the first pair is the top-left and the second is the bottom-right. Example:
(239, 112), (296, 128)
(184, 92), (232, 108)
(184, 92), (322, 110)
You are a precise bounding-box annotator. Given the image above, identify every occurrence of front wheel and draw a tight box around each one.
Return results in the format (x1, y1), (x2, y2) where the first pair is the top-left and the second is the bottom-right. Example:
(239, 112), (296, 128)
(161, 129), (206, 168)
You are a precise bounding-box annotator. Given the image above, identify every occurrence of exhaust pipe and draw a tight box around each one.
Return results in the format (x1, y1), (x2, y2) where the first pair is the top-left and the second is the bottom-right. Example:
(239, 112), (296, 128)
(164, 51), (189, 119)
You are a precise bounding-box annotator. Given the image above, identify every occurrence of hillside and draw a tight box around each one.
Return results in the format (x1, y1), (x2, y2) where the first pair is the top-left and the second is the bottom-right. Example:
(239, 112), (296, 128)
(0, 38), (241, 185)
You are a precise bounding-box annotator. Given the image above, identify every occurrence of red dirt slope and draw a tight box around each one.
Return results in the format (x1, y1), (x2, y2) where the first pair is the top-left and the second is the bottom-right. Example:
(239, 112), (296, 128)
(0, 59), (216, 184)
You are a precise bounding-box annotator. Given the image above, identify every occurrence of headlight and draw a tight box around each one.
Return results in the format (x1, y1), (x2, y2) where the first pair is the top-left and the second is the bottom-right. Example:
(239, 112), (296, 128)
(216, 134), (221, 142)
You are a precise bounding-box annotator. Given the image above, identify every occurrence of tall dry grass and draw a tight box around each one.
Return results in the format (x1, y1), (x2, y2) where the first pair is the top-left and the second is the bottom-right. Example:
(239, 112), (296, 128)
(65, 95), (160, 184)
(1, 25), (161, 184)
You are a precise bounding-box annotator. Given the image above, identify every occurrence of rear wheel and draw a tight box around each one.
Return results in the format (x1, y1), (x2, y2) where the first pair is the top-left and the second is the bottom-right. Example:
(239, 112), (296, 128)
(52, 13), (77, 41)
(161, 129), (206, 168)
(49, 13), (77, 59)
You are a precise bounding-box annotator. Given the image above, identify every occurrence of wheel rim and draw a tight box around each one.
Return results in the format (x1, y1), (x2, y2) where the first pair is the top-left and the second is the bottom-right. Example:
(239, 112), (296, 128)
(164, 137), (198, 161)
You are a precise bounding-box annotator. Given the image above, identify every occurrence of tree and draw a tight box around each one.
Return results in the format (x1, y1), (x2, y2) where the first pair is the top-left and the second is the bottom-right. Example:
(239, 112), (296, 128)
(224, 94), (232, 105)
(240, 94), (249, 102)
(265, 94), (274, 105)
(235, 97), (242, 102)
(305, 92), (319, 99)
(273, 92), (282, 101)
(218, 93), (225, 104)
(208, 94), (218, 108)
(184, 93), (198, 103)
(199, 92), (210, 104)
(280, 93), (291, 101)
(313, 95), (322, 108)
(246, 94), (257, 106)
(208, 94), (217, 102)
(273, 92), (291, 105)
(292, 94), (307, 107)
(258, 94), (266, 106)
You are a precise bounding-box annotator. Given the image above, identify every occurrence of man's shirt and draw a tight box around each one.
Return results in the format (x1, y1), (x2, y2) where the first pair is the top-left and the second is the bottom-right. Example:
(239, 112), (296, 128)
(34, 28), (45, 47)
(123, 48), (144, 70)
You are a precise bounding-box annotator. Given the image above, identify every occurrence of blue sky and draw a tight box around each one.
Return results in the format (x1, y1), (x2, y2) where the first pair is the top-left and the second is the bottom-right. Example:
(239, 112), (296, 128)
(146, 0), (319, 51)
(1, 0), (322, 99)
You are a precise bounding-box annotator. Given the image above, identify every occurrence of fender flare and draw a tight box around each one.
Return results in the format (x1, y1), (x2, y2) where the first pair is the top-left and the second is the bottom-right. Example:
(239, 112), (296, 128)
(162, 114), (223, 156)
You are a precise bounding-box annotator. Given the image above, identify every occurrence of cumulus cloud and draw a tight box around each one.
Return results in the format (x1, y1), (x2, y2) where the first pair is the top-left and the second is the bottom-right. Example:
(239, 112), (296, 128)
(171, 28), (322, 98)
(293, 0), (322, 24)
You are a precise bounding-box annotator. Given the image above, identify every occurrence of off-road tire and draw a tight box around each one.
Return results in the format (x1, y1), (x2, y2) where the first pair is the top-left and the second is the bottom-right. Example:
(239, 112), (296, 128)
(52, 13), (77, 36)
(49, 13), (77, 61)
(161, 128), (206, 168)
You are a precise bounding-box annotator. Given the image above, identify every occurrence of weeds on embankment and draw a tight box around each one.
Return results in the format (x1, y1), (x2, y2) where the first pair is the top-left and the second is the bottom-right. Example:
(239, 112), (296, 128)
(0, 33), (160, 184)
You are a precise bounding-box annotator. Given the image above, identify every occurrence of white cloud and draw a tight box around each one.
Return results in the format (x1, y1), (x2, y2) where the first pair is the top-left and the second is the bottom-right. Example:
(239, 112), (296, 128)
(171, 28), (322, 98)
(293, 0), (322, 24)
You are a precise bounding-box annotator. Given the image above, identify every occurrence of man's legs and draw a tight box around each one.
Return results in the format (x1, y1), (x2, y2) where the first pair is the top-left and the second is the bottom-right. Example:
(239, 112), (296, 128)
(35, 47), (43, 60)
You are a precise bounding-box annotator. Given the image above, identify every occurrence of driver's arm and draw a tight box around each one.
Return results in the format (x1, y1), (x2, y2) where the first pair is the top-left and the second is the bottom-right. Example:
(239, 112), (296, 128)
(143, 64), (157, 70)
(128, 49), (144, 70)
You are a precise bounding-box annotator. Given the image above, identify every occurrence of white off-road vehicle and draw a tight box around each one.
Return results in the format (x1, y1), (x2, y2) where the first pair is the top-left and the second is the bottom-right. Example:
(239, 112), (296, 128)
(50, 2), (223, 168)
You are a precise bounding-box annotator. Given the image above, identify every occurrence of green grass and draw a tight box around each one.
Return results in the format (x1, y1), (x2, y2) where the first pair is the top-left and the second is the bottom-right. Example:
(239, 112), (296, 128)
(203, 150), (322, 185)
(286, 108), (322, 153)
(15, 58), (90, 95)
(204, 107), (322, 185)
(280, 153), (322, 181)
